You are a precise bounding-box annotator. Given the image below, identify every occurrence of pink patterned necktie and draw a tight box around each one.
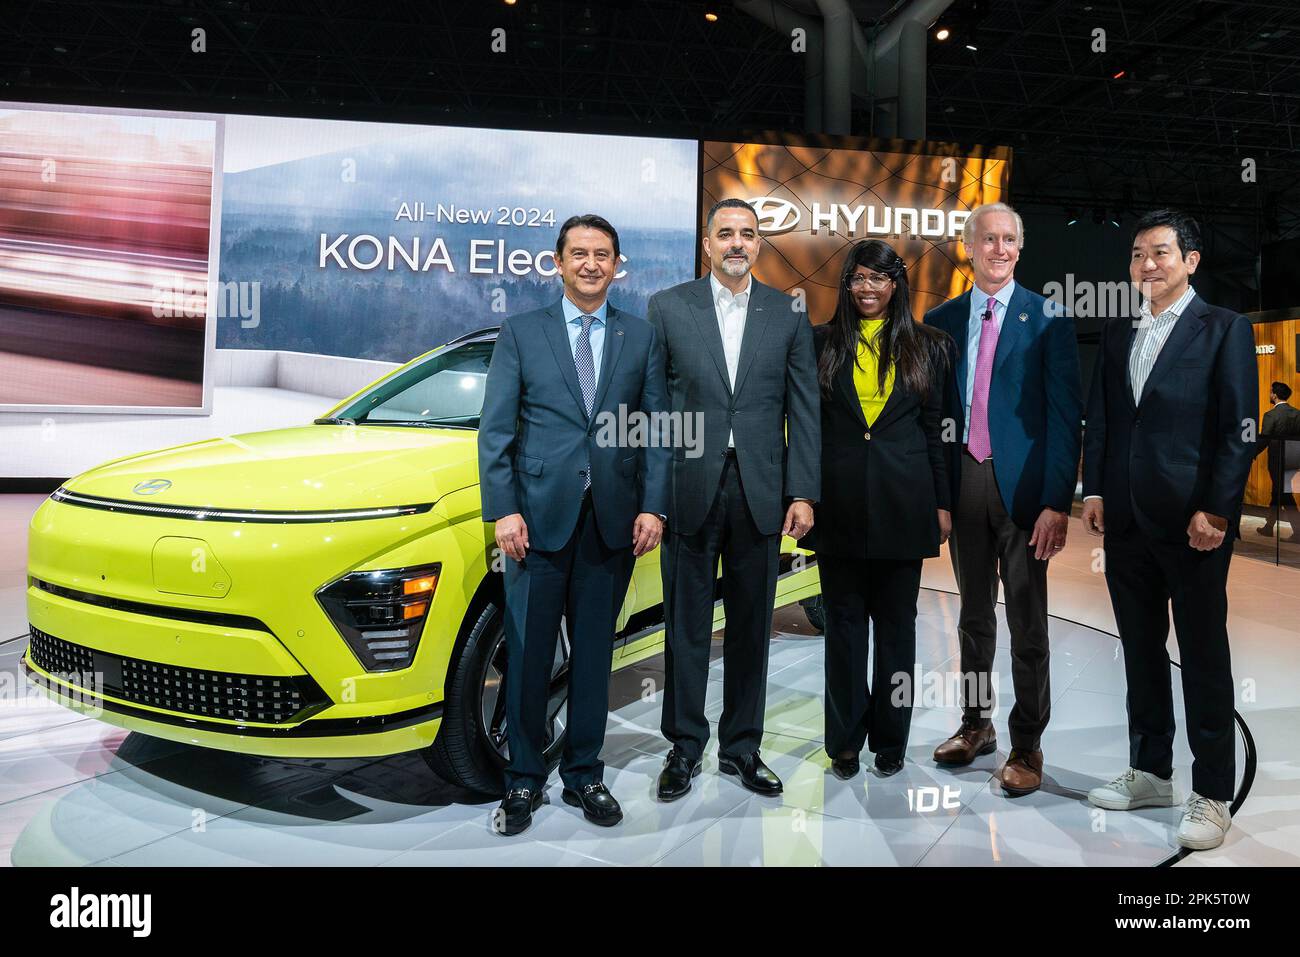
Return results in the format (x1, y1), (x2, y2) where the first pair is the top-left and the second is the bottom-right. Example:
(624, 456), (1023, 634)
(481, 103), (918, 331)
(966, 299), (1000, 462)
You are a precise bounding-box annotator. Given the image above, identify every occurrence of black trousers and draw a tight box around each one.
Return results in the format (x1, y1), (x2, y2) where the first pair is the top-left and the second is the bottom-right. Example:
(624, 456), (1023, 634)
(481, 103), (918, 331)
(502, 490), (634, 791)
(661, 453), (780, 762)
(820, 554), (922, 761)
(1263, 458), (1299, 532)
(1103, 523), (1237, 801)
(948, 454), (1051, 751)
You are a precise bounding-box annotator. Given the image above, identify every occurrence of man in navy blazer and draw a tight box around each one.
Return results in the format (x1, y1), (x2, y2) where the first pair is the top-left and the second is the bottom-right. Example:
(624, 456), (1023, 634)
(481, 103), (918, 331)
(923, 202), (1082, 796)
(1081, 209), (1257, 850)
(478, 214), (670, 835)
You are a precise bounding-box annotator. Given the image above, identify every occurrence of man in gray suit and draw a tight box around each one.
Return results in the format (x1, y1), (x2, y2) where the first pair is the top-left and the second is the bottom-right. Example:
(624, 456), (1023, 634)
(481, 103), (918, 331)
(479, 214), (670, 835)
(648, 198), (821, 800)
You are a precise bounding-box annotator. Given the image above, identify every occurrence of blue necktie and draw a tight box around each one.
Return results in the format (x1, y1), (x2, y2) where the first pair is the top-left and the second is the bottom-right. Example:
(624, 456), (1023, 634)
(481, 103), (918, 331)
(574, 315), (596, 490)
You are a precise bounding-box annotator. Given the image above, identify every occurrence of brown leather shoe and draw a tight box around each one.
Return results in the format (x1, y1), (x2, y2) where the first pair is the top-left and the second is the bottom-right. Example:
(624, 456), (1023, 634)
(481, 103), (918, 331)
(1001, 748), (1044, 795)
(933, 720), (997, 766)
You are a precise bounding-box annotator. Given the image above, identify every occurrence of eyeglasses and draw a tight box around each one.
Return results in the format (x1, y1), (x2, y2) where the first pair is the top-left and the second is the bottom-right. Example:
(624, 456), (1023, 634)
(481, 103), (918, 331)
(846, 273), (893, 290)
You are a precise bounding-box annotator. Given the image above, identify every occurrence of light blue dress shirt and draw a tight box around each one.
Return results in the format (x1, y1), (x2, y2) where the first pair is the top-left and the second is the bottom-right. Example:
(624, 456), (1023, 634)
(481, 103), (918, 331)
(562, 295), (607, 391)
(963, 279), (1016, 442)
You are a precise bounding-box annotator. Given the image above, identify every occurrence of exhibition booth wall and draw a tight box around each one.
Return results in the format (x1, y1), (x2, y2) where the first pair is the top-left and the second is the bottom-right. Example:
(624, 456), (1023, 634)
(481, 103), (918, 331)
(3, 99), (1295, 565)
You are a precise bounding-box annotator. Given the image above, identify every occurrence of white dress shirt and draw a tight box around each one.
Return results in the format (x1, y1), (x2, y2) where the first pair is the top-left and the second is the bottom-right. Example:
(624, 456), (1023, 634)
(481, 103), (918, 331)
(710, 272), (751, 449)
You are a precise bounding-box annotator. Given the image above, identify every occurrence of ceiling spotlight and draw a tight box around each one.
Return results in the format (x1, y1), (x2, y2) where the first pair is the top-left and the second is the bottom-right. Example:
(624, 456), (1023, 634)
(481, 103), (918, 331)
(504, 0), (517, 5)
(705, 10), (718, 21)
(935, 27), (950, 40)
(1112, 69), (1126, 79)
(965, 44), (978, 51)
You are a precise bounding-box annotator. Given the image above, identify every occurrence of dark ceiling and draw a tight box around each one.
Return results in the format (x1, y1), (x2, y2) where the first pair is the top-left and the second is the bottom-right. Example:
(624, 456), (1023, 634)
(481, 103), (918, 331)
(3, 0), (1299, 236)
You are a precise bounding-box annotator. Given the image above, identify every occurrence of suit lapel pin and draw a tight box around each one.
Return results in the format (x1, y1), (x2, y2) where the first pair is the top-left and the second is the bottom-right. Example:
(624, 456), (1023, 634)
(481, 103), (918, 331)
(1018, 312), (1028, 322)
(616, 330), (623, 336)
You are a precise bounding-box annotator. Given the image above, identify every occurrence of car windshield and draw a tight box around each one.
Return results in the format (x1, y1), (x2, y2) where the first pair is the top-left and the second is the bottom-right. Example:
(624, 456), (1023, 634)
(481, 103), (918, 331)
(331, 338), (495, 429)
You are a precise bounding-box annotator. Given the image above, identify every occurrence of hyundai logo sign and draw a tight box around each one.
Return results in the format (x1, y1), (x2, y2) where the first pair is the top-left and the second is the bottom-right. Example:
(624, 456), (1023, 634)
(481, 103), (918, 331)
(133, 479), (172, 495)
(748, 196), (801, 235)
(746, 196), (973, 240)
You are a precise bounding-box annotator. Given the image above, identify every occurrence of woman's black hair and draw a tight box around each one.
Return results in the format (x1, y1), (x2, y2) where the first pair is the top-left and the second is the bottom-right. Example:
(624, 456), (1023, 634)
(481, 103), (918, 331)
(817, 239), (950, 397)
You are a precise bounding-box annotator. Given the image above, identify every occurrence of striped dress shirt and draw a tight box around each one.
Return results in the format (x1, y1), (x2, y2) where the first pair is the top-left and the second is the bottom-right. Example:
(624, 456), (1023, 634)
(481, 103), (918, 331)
(1129, 285), (1196, 403)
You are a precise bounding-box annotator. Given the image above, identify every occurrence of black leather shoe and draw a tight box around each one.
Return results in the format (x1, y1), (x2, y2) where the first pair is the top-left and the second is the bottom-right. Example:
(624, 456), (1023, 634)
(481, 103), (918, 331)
(657, 747), (701, 801)
(830, 753), (860, 780)
(719, 750), (783, 795)
(496, 786), (544, 836)
(561, 782), (623, 826)
(874, 754), (905, 777)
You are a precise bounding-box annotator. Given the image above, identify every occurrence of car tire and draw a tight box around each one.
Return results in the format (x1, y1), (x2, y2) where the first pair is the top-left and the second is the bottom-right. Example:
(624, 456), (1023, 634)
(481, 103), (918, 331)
(424, 599), (569, 795)
(800, 594), (826, 634)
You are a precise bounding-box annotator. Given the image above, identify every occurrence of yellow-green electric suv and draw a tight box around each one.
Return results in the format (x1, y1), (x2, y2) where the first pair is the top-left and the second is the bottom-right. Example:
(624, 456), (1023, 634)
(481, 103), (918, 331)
(23, 327), (823, 793)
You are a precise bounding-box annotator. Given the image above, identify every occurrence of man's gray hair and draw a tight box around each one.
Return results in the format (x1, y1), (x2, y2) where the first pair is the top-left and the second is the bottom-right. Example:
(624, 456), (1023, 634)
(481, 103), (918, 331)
(962, 202), (1025, 250)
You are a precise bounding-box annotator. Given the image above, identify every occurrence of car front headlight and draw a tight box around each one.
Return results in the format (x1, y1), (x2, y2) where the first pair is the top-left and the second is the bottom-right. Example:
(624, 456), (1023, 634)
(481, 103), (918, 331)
(315, 563), (440, 672)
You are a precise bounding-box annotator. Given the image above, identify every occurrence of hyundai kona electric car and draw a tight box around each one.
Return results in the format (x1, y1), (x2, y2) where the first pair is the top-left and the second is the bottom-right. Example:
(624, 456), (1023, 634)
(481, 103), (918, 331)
(23, 326), (822, 793)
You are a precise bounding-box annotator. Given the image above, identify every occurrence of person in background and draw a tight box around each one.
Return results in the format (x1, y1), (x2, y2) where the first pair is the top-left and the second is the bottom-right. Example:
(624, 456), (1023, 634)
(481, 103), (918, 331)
(1082, 209), (1257, 850)
(803, 239), (953, 779)
(1255, 381), (1300, 541)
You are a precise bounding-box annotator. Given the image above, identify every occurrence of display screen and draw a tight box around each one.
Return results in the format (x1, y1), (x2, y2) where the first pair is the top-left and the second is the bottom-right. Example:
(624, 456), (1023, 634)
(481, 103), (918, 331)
(216, 115), (698, 362)
(0, 102), (698, 411)
(0, 105), (219, 409)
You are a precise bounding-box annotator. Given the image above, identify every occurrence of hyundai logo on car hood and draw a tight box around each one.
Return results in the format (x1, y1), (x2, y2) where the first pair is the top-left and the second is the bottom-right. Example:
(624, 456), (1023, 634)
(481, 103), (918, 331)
(133, 479), (173, 495)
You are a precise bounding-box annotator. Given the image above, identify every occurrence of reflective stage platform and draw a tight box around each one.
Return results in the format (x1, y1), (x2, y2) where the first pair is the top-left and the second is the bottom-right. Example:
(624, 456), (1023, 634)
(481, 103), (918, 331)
(0, 591), (1246, 867)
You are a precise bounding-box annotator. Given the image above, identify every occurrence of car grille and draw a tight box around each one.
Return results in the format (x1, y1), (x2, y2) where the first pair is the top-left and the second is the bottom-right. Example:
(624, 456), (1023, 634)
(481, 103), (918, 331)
(27, 627), (330, 725)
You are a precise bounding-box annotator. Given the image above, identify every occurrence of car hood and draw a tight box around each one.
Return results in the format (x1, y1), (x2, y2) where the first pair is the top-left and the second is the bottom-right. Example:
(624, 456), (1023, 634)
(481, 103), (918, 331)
(63, 425), (479, 511)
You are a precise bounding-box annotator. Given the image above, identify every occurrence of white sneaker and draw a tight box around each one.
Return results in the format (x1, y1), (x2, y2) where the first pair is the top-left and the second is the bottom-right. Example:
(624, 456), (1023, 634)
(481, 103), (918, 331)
(1177, 794), (1231, 850)
(1087, 767), (1176, 810)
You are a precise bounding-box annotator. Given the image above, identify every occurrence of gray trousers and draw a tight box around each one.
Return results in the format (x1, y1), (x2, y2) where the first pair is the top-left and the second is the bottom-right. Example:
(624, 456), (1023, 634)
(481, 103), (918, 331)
(948, 453), (1051, 751)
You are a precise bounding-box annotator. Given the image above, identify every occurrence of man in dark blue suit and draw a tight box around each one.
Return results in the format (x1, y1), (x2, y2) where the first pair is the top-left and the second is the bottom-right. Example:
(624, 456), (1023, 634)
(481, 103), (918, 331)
(478, 214), (670, 835)
(924, 202), (1082, 796)
(1081, 210), (1257, 851)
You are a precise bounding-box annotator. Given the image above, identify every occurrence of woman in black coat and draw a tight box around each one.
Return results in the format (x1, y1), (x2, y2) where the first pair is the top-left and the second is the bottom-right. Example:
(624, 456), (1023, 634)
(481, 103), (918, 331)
(804, 239), (954, 778)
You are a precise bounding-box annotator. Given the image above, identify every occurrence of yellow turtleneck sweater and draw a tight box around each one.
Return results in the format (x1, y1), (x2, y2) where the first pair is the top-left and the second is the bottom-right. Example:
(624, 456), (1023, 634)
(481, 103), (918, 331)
(852, 319), (894, 426)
